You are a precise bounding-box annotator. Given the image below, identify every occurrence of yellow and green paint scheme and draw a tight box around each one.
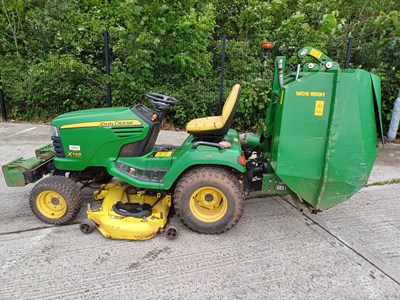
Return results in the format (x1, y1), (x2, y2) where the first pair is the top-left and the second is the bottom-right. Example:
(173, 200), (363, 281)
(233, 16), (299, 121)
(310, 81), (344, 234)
(49, 106), (245, 191)
(2, 46), (383, 237)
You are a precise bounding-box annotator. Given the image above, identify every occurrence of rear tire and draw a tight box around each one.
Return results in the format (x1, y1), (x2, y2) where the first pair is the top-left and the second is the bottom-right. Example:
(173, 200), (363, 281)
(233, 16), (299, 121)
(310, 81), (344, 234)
(29, 176), (82, 225)
(173, 166), (244, 234)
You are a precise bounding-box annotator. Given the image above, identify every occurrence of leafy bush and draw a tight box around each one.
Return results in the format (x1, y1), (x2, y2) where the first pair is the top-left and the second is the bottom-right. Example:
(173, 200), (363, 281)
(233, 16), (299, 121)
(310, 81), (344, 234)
(2, 55), (105, 120)
(0, 0), (398, 133)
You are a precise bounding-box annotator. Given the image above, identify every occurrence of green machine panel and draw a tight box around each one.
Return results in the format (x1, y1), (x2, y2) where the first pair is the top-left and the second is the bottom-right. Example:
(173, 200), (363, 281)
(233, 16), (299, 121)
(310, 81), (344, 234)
(269, 67), (380, 210)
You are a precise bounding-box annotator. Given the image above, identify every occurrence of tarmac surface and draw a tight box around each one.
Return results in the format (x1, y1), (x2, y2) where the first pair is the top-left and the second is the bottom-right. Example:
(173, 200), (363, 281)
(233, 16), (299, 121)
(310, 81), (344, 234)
(0, 122), (399, 300)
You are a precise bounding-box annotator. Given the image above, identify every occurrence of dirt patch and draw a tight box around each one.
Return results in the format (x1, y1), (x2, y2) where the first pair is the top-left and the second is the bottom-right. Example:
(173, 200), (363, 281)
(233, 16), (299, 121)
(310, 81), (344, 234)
(128, 247), (171, 270)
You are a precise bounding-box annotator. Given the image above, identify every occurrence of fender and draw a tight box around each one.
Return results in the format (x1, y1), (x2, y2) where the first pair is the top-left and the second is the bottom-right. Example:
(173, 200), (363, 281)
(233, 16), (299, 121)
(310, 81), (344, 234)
(106, 129), (246, 190)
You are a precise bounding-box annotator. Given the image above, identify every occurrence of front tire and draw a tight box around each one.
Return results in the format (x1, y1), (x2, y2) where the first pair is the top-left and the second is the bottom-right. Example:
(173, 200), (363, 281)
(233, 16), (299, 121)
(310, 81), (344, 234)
(29, 176), (82, 225)
(173, 166), (244, 234)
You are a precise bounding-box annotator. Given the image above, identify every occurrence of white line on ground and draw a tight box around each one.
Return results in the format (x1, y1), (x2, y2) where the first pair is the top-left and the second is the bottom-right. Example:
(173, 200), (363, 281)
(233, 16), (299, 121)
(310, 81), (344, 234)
(7, 127), (37, 137)
(7, 127), (37, 138)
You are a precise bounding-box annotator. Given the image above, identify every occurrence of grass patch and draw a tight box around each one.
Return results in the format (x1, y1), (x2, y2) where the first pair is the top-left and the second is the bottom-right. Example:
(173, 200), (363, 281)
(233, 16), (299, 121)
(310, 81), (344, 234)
(366, 178), (400, 187)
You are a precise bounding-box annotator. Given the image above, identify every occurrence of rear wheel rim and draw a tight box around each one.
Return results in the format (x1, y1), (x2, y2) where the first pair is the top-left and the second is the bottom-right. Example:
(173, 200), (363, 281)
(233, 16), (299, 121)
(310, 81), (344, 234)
(189, 187), (228, 223)
(36, 191), (67, 219)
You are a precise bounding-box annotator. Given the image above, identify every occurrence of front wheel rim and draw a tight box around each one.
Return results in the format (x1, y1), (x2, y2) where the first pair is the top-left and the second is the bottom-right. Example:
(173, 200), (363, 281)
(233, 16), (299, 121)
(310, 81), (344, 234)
(189, 187), (228, 223)
(36, 191), (67, 219)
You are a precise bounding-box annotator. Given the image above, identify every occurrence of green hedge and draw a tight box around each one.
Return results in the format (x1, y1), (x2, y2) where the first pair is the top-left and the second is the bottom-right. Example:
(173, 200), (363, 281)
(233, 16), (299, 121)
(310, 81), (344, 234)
(0, 0), (398, 132)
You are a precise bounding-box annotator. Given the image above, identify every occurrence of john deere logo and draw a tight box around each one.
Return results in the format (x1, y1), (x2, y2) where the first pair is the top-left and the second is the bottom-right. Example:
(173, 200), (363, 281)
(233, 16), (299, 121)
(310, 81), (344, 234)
(60, 120), (142, 129)
(99, 120), (141, 127)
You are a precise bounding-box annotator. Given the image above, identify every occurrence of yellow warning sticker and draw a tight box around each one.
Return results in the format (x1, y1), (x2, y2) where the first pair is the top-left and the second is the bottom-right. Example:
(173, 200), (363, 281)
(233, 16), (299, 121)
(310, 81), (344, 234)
(314, 100), (324, 116)
(154, 151), (172, 157)
(310, 48), (322, 59)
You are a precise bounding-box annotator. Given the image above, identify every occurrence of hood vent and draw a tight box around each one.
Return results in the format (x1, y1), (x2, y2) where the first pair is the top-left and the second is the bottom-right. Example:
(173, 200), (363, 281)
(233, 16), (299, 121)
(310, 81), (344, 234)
(111, 127), (143, 138)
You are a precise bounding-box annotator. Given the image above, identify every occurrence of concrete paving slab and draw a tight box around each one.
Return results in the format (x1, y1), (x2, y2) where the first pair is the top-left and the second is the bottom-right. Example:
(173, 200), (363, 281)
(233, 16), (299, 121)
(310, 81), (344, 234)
(0, 122), (399, 299)
(305, 183), (400, 283)
(368, 143), (400, 183)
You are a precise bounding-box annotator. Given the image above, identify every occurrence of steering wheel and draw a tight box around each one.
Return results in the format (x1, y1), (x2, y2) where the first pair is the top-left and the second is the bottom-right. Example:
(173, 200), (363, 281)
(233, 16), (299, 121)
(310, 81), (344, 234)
(145, 92), (179, 111)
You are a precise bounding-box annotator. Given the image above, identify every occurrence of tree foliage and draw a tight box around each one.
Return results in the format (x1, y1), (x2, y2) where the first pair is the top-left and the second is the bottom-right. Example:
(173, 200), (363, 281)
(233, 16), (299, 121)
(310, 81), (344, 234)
(0, 0), (398, 131)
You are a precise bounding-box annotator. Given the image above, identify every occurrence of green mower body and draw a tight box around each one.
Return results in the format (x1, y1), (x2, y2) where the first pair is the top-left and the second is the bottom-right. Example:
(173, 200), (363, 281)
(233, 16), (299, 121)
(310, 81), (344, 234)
(259, 47), (383, 211)
(49, 106), (245, 190)
(2, 46), (382, 235)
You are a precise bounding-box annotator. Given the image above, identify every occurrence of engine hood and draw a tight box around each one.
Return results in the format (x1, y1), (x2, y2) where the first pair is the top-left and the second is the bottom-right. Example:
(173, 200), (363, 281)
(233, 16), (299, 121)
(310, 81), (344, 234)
(51, 107), (144, 129)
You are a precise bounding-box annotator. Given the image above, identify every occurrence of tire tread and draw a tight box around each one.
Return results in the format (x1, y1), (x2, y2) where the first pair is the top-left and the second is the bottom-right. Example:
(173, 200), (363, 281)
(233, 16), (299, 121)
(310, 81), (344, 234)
(174, 166), (244, 234)
(29, 175), (82, 225)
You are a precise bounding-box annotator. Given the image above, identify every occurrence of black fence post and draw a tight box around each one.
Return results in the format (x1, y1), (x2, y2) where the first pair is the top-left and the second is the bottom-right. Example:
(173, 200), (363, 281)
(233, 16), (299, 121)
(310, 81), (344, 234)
(219, 34), (227, 114)
(104, 29), (112, 107)
(0, 74), (7, 122)
(344, 36), (353, 69)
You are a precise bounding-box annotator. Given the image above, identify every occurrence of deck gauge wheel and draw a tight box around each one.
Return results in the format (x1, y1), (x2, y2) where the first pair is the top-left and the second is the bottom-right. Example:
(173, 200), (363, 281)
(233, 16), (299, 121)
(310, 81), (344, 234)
(165, 225), (179, 240)
(80, 219), (96, 234)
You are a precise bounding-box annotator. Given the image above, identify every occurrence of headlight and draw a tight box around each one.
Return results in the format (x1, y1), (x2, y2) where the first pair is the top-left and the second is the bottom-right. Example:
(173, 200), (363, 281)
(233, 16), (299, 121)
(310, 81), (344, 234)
(50, 125), (59, 137)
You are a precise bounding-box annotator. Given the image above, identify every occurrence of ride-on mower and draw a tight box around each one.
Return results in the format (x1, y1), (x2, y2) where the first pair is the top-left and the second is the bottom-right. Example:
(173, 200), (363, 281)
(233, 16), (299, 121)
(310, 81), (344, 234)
(2, 46), (383, 240)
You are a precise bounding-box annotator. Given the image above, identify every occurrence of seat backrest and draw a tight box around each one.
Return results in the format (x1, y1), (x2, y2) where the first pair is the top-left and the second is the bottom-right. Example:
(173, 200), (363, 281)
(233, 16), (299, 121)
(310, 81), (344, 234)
(221, 84), (241, 124)
(186, 84), (241, 139)
(221, 84), (242, 128)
